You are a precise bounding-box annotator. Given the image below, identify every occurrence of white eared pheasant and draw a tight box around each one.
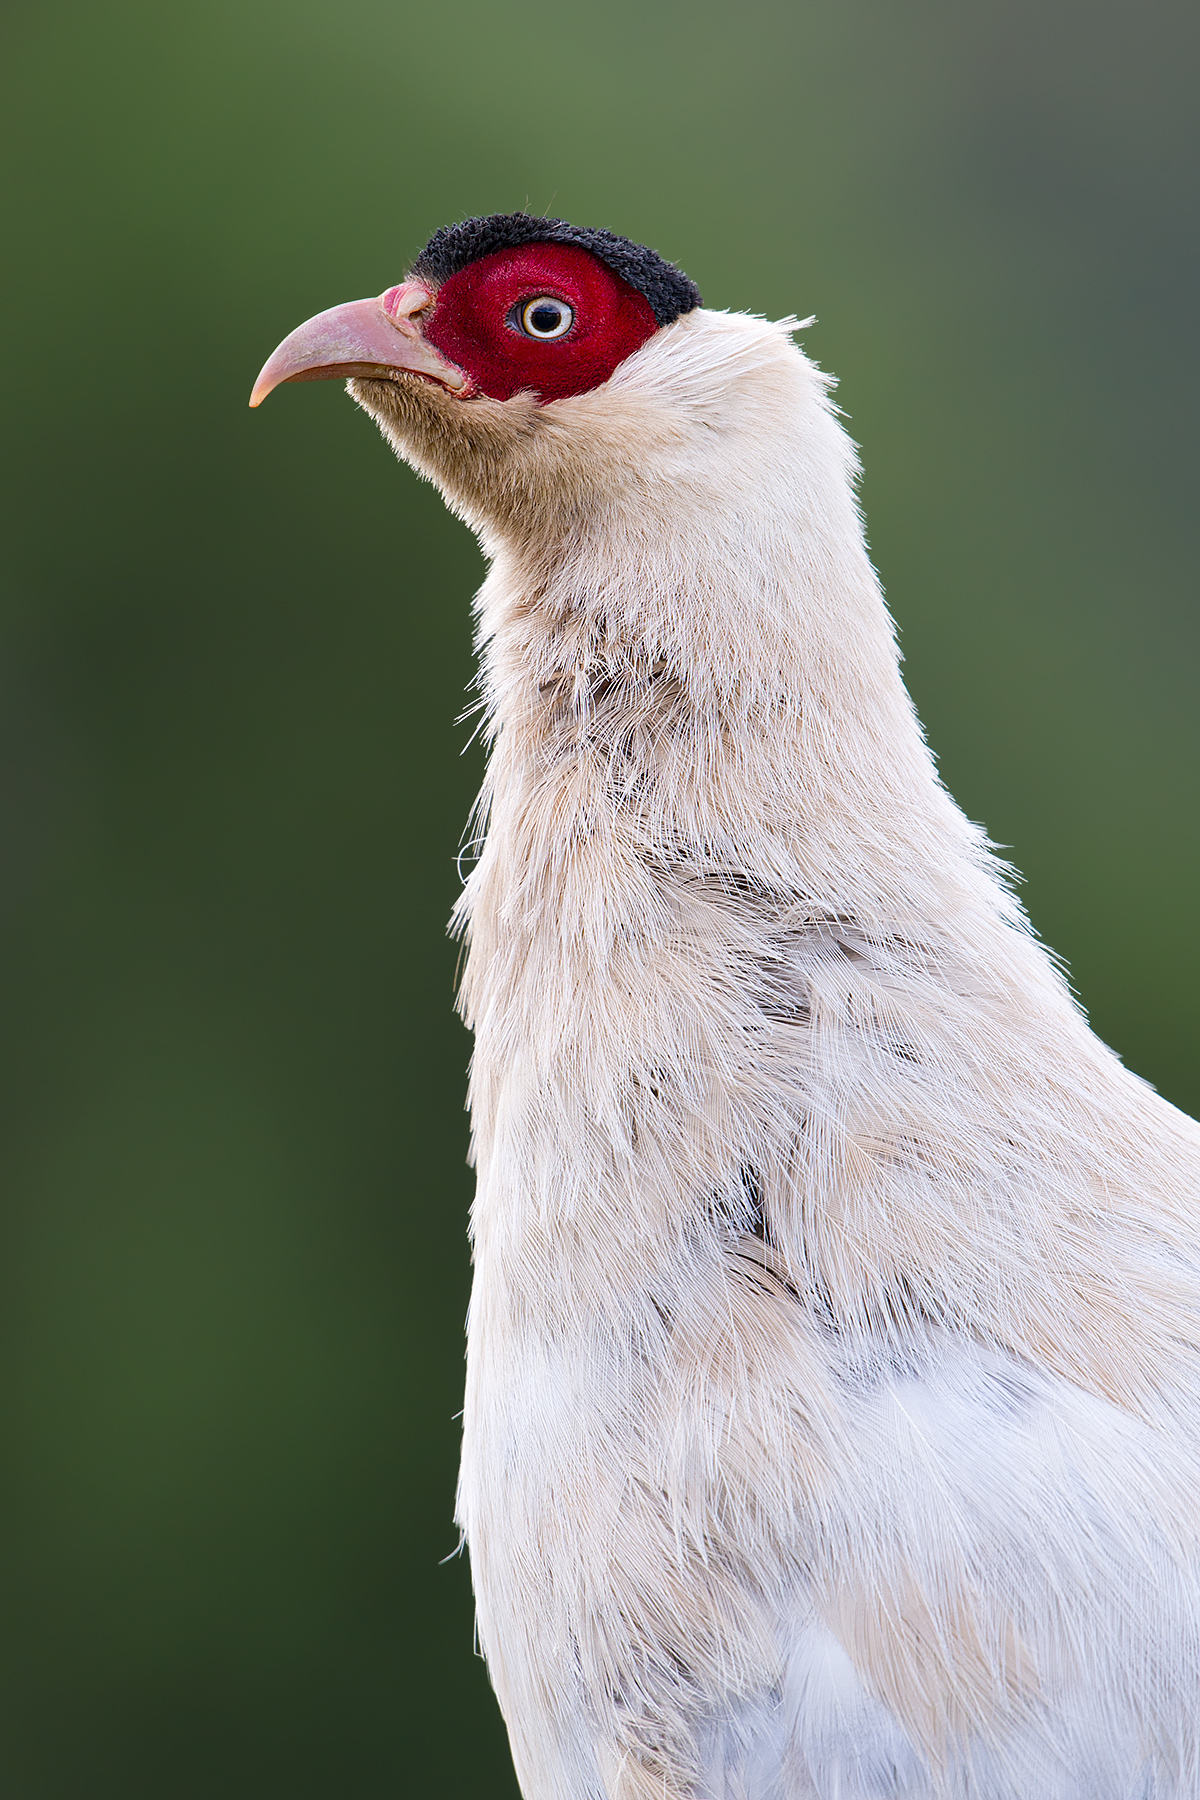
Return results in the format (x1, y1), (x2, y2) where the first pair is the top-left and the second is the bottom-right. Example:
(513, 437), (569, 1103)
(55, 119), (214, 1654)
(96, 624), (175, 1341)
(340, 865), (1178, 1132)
(253, 213), (1200, 1800)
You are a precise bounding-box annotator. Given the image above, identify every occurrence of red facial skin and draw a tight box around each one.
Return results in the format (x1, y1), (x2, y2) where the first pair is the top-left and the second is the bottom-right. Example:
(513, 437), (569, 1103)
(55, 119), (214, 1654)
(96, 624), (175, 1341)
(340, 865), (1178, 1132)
(421, 243), (659, 404)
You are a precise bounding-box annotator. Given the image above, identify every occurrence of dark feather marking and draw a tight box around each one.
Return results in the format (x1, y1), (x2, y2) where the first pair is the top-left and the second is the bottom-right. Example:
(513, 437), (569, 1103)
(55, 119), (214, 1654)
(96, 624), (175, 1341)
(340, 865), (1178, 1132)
(414, 212), (703, 327)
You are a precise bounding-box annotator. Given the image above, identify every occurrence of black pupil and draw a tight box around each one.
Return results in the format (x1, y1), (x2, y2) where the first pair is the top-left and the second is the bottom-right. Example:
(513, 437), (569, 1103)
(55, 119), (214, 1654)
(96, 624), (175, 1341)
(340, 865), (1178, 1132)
(530, 304), (563, 334)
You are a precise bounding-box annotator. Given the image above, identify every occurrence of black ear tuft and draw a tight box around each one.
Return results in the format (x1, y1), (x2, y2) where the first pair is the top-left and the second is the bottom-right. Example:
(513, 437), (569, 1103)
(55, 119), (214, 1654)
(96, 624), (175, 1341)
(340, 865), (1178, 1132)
(413, 214), (702, 328)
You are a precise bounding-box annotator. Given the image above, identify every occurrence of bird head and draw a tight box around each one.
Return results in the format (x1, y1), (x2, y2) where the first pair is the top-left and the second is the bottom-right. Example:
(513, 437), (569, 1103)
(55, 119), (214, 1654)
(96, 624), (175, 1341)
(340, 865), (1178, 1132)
(249, 212), (854, 722)
(250, 213), (716, 537)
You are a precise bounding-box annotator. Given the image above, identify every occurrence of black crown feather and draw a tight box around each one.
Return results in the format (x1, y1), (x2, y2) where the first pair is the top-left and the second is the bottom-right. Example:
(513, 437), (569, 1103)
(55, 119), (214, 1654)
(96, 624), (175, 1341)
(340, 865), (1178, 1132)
(413, 213), (702, 328)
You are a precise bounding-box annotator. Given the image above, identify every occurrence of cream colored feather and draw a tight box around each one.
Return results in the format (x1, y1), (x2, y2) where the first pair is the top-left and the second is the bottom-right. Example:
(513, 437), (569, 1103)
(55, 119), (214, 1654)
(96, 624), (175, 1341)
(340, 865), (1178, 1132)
(350, 307), (1200, 1800)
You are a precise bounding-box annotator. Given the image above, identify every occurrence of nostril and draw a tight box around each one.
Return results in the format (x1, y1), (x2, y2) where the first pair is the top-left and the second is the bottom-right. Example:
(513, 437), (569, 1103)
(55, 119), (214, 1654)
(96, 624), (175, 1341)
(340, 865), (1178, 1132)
(383, 281), (434, 323)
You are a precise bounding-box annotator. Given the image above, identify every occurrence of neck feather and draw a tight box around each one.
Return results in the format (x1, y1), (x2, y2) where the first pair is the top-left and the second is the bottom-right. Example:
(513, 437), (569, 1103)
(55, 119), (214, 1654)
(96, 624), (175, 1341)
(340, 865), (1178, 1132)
(465, 311), (1008, 932)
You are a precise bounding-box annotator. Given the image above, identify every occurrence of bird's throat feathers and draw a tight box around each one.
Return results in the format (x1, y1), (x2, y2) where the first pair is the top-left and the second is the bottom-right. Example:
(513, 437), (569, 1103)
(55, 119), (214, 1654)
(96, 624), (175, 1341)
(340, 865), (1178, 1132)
(355, 309), (942, 871)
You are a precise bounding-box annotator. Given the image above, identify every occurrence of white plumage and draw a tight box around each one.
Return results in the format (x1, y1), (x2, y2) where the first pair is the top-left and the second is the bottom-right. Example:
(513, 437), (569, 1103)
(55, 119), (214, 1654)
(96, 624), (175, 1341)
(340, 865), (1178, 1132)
(256, 236), (1200, 1797)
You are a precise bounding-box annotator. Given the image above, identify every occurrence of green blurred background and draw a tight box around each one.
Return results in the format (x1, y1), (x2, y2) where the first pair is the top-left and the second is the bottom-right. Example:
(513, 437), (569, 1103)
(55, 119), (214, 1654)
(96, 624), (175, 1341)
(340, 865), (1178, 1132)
(0, 0), (1196, 1792)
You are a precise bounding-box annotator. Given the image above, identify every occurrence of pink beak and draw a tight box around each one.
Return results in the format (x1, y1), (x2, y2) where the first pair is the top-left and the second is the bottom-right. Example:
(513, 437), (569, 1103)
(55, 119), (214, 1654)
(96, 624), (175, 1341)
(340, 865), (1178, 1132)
(249, 280), (470, 408)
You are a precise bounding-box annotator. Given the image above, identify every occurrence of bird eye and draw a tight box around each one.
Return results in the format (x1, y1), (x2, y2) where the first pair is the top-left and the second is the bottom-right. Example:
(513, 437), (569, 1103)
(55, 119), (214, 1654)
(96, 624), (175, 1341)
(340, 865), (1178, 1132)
(517, 296), (574, 340)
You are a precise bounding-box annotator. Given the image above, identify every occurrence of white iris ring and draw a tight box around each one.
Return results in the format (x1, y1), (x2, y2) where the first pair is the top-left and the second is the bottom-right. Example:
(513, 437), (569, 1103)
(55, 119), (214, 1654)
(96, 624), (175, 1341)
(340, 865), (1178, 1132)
(519, 296), (574, 339)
